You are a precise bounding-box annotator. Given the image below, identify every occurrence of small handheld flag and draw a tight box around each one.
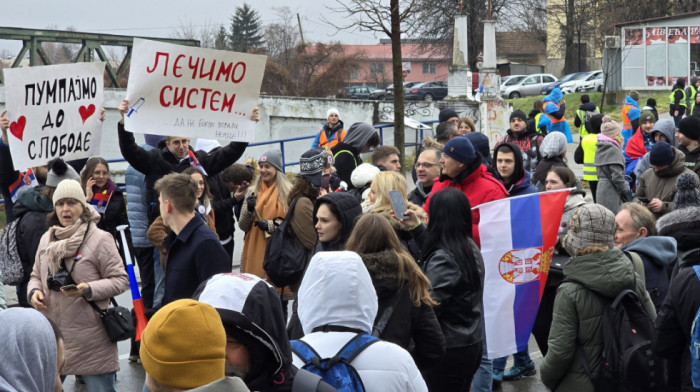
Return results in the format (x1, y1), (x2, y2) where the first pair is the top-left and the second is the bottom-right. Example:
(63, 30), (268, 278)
(9, 169), (38, 202)
(188, 150), (208, 176)
(117, 225), (148, 341)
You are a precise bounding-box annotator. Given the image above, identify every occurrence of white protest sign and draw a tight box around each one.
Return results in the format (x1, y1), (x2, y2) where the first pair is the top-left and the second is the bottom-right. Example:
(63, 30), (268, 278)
(3, 62), (105, 170)
(125, 38), (267, 142)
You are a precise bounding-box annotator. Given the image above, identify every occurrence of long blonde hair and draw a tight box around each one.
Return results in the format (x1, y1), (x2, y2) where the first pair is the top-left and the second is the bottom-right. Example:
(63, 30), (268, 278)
(346, 213), (437, 307)
(254, 169), (292, 210)
(371, 171), (408, 208)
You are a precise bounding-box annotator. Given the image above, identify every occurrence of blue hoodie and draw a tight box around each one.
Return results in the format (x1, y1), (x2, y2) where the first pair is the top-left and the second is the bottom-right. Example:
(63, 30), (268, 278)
(620, 236), (676, 310)
(622, 96), (641, 147)
(543, 88), (573, 142)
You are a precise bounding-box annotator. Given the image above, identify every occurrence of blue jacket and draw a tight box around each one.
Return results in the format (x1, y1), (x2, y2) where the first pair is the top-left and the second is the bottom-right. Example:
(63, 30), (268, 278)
(125, 145), (153, 248)
(543, 88), (573, 142)
(621, 236), (677, 311)
(505, 170), (538, 197)
(161, 215), (231, 306)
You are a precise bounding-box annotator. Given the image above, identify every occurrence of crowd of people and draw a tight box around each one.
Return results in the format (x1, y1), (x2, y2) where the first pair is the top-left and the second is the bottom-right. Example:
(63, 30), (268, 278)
(2, 89), (700, 392)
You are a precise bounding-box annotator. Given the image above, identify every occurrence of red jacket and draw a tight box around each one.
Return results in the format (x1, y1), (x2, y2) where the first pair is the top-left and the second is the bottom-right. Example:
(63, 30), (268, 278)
(424, 164), (508, 247)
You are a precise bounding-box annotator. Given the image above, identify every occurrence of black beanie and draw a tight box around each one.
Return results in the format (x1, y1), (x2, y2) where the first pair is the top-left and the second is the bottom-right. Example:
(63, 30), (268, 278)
(439, 108), (459, 123)
(678, 116), (700, 141)
(510, 110), (527, 122)
(588, 113), (604, 134)
(649, 141), (675, 166)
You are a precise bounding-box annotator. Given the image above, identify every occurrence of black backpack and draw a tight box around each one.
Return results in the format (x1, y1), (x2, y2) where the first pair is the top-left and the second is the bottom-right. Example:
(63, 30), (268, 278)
(0, 217), (23, 285)
(263, 197), (310, 288)
(570, 279), (666, 392)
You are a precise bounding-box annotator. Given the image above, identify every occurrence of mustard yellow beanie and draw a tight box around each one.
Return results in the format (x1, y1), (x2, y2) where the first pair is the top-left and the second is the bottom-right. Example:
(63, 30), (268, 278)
(140, 299), (226, 389)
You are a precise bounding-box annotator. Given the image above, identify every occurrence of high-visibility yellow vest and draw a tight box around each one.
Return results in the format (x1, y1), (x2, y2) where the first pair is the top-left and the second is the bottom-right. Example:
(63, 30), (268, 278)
(576, 106), (600, 137)
(670, 88), (687, 107)
(582, 134), (598, 181)
(690, 85), (697, 103)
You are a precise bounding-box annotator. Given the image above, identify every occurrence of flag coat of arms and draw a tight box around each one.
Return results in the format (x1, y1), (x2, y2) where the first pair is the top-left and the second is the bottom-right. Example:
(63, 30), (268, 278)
(477, 189), (569, 359)
(9, 169), (38, 202)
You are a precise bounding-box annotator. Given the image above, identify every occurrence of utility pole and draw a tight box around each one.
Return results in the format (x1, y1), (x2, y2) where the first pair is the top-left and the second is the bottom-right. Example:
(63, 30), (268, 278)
(297, 13), (305, 46)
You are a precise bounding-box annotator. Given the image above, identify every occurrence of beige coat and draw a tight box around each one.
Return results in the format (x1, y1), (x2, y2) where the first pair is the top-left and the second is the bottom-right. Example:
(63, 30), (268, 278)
(27, 215), (128, 376)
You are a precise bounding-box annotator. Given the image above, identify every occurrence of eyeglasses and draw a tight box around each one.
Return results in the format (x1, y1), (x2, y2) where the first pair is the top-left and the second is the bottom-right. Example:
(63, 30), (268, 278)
(415, 162), (439, 169)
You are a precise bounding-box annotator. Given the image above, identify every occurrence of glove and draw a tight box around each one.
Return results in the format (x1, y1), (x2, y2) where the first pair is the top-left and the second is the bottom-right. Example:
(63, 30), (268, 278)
(246, 195), (257, 212)
(255, 220), (269, 232)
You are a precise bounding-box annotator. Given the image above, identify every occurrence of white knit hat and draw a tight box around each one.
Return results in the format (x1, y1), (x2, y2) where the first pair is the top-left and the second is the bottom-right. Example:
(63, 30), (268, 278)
(52, 179), (88, 209)
(327, 108), (340, 118)
(351, 163), (380, 188)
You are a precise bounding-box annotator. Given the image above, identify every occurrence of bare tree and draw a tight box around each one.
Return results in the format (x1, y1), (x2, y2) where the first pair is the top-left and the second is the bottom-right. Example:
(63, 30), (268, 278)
(170, 19), (220, 48)
(499, 0), (547, 44)
(41, 25), (79, 64)
(264, 7), (299, 66)
(323, 0), (421, 173)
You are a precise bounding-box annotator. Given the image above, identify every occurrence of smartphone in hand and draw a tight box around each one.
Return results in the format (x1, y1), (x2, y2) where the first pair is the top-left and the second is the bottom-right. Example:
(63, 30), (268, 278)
(61, 284), (78, 291)
(388, 190), (408, 219)
(321, 173), (331, 191)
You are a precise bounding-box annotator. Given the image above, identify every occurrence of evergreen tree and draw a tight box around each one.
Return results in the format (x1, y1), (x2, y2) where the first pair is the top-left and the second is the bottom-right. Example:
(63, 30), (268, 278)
(215, 25), (229, 50)
(228, 3), (265, 53)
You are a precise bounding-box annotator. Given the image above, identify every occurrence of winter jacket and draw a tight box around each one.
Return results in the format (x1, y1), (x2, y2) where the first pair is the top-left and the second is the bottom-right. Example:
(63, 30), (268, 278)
(624, 128), (654, 176)
(189, 377), (250, 392)
(118, 121), (247, 224)
(540, 249), (656, 391)
(27, 211), (129, 376)
(595, 135), (629, 215)
(194, 273), (297, 391)
(574, 102), (599, 133)
(125, 149), (152, 248)
(425, 161), (508, 247)
(533, 157), (566, 190)
(359, 249), (445, 369)
(543, 88), (574, 142)
(288, 196), (317, 252)
(293, 251), (429, 392)
(208, 171), (237, 250)
(504, 169), (538, 196)
(13, 187), (53, 307)
(620, 236), (677, 310)
(330, 123), (377, 190)
(657, 206), (700, 278)
(634, 119), (679, 181)
(407, 181), (431, 207)
(670, 85), (686, 116)
(680, 144), (700, 178)
(311, 120), (345, 149)
(495, 129), (544, 174)
(313, 193), (363, 253)
(421, 241), (484, 349)
(622, 96), (641, 148)
(372, 203), (426, 262)
(635, 147), (699, 218)
(160, 216), (231, 306)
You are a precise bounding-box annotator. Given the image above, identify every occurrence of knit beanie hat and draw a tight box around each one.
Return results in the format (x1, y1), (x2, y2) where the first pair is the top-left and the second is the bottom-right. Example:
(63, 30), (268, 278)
(649, 141), (675, 166)
(639, 110), (655, 124)
(298, 148), (325, 187)
(140, 299), (226, 390)
(600, 115), (621, 138)
(465, 132), (492, 167)
(678, 116), (700, 141)
(443, 137), (476, 164)
(259, 149), (283, 172)
(509, 110), (527, 122)
(629, 90), (640, 102)
(564, 204), (616, 256)
(540, 132), (568, 158)
(327, 108), (340, 119)
(438, 108), (459, 123)
(45, 158), (80, 188)
(351, 163), (380, 189)
(673, 173), (700, 210)
(588, 113), (604, 134)
(52, 179), (88, 209)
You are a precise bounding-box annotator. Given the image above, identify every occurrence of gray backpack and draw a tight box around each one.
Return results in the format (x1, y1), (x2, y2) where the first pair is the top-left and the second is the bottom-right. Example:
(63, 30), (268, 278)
(0, 218), (23, 285)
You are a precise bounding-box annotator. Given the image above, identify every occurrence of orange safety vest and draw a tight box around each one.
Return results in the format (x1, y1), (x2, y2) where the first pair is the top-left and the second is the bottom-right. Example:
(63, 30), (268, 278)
(622, 104), (635, 131)
(545, 102), (565, 123)
(318, 128), (346, 149)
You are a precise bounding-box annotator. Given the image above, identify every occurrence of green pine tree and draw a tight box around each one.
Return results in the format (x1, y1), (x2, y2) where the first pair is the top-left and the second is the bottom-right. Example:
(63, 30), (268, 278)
(215, 25), (229, 50)
(228, 3), (265, 53)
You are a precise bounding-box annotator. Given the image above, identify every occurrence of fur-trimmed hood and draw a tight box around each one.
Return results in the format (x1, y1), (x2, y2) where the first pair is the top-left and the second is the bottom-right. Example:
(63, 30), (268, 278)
(359, 249), (400, 281)
(657, 206), (700, 253)
(373, 202), (426, 231)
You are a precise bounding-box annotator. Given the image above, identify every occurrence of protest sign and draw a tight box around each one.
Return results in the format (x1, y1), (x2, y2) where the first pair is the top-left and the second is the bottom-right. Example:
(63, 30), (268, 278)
(3, 62), (105, 170)
(125, 38), (267, 142)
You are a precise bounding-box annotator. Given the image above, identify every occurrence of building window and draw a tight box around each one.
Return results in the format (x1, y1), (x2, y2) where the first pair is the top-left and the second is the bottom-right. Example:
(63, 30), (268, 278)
(423, 63), (436, 74)
(349, 67), (358, 80)
(370, 63), (384, 73)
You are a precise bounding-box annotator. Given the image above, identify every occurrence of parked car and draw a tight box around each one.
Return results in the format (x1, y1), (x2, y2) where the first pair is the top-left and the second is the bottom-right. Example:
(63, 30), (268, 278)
(338, 86), (373, 99)
(501, 74), (557, 99)
(540, 72), (588, 95)
(386, 81), (422, 100)
(575, 71), (604, 92)
(369, 88), (386, 100)
(404, 81), (448, 101)
(501, 75), (525, 85)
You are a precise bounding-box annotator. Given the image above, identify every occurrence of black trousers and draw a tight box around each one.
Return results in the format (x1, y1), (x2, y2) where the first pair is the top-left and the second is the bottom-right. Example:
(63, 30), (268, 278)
(422, 341), (482, 392)
(133, 247), (155, 310)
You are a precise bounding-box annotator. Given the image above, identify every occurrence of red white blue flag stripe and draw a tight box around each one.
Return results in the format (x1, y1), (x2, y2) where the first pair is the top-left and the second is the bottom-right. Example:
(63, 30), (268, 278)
(9, 169), (38, 202)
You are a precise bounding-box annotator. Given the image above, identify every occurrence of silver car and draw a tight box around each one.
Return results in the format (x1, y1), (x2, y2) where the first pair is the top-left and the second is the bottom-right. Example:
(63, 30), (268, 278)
(501, 73), (558, 99)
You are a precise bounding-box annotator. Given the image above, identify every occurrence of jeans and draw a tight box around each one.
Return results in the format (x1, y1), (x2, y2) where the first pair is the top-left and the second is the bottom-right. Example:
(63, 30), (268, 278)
(152, 249), (164, 308)
(82, 373), (117, 392)
(493, 350), (531, 372)
(471, 338), (493, 391)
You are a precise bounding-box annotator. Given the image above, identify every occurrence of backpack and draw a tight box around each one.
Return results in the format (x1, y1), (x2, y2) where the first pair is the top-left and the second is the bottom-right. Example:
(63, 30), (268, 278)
(0, 217), (23, 285)
(691, 266), (700, 388)
(263, 197), (310, 288)
(570, 277), (666, 392)
(291, 333), (379, 392)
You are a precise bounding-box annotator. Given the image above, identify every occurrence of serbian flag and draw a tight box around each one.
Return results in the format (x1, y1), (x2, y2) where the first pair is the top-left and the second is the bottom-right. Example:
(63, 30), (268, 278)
(9, 169), (38, 202)
(90, 190), (111, 214)
(188, 150), (207, 176)
(476, 189), (569, 359)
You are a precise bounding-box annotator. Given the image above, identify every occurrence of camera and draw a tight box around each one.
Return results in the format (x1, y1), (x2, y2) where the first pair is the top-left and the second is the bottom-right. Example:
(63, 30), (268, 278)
(47, 267), (75, 292)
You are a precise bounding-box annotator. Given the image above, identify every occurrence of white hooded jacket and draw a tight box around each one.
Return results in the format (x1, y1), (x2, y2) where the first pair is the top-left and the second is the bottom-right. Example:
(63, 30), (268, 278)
(292, 251), (428, 392)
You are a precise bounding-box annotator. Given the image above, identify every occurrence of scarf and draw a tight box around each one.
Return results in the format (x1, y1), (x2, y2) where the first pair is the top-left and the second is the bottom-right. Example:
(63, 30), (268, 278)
(45, 219), (89, 275)
(241, 181), (287, 279)
(90, 178), (115, 214)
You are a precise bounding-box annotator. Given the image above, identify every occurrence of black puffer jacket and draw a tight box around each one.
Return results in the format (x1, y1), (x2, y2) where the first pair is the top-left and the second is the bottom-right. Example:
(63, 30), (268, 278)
(312, 192), (362, 253)
(13, 187), (53, 307)
(360, 249), (445, 369)
(421, 239), (484, 348)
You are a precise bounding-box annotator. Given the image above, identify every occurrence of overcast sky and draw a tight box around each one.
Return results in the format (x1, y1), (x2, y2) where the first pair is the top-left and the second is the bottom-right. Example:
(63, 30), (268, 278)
(0, 0), (382, 55)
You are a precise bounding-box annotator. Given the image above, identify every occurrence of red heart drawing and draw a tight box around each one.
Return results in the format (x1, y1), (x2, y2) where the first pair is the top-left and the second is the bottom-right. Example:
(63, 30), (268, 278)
(79, 104), (96, 123)
(10, 116), (26, 141)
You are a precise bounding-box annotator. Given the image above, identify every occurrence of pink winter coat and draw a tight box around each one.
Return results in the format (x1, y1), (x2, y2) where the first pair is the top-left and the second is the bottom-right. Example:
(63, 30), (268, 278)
(27, 211), (128, 376)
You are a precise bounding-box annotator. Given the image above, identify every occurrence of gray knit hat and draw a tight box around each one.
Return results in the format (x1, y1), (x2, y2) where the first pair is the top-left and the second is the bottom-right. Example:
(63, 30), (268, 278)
(45, 158), (81, 188)
(673, 173), (700, 210)
(258, 149), (283, 172)
(563, 204), (616, 256)
(298, 148), (325, 187)
(540, 132), (568, 158)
